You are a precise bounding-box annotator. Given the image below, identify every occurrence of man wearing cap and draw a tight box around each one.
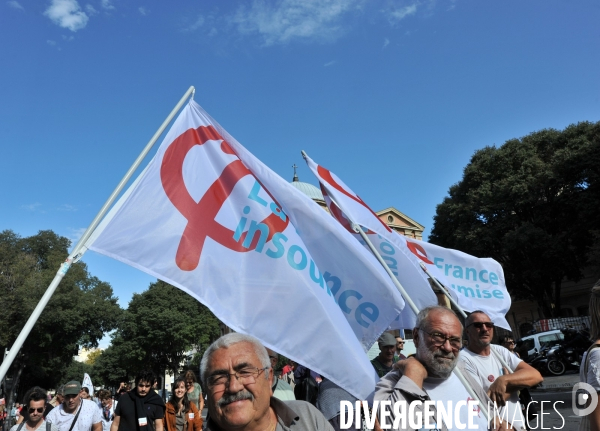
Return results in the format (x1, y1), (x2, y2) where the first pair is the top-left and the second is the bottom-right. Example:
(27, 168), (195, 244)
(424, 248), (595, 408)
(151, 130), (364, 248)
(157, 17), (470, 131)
(46, 381), (102, 431)
(371, 332), (396, 378)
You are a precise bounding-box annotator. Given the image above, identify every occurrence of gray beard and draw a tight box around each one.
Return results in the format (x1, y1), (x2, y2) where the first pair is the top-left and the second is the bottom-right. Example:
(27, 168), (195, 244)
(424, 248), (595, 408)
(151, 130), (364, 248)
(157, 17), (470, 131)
(416, 346), (458, 379)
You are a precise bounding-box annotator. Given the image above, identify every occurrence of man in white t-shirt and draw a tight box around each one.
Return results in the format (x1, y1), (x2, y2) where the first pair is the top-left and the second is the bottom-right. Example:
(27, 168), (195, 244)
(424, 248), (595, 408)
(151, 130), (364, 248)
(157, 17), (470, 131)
(375, 306), (509, 430)
(46, 381), (102, 431)
(459, 311), (543, 431)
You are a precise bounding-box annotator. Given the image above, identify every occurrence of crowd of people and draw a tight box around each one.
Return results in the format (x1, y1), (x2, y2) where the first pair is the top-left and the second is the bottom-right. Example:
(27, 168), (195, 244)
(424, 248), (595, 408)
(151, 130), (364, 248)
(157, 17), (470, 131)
(3, 281), (600, 431)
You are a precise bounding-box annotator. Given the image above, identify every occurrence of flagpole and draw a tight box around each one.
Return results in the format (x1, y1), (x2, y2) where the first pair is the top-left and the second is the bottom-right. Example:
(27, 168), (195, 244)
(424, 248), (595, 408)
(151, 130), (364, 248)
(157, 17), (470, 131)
(0, 86), (195, 383)
(419, 262), (515, 374)
(350, 223), (490, 421)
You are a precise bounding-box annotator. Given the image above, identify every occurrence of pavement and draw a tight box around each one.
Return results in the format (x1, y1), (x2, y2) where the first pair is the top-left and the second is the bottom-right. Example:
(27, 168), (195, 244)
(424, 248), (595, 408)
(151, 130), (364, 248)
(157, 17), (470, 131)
(531, 370), (579, 392)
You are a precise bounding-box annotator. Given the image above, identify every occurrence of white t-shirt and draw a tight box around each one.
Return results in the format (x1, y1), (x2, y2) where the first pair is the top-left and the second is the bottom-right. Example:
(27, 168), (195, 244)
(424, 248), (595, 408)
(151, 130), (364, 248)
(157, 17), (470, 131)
(10, 419), (59, 431)
(46, 399), (102, 431)
(424, 373), (490, 430)
(459, 344), (525, 431)
(580, 348), (600, 390)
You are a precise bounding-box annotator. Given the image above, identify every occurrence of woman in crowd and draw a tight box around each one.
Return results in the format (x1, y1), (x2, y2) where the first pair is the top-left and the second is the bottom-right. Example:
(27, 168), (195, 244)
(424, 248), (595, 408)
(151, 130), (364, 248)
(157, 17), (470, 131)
(579, 279), (600, 431)
(183, 370), (204, 411)
(164, 376), (202, 431)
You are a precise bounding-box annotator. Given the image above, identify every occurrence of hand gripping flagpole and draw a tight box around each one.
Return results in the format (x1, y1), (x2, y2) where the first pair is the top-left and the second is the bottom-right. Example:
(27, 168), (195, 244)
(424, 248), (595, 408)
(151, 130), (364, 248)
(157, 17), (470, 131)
(418, 262), (515, 374)
(0, 86), (196, 383)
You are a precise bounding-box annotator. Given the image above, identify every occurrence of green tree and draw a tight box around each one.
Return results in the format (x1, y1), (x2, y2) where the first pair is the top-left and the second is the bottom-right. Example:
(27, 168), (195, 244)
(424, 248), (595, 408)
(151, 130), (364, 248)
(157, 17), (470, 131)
(84, 349), (103, 366)
(0, 230), (122, 400)
(430, 121), (600, 317)
(101, 280), (221, 383)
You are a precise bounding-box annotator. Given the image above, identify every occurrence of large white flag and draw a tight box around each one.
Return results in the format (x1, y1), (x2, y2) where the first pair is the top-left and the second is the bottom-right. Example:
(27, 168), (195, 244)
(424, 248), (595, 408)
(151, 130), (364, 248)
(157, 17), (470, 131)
(305, 155), (438, 327)
(85, 100), (406, 398)
(305, 154), (511, 329)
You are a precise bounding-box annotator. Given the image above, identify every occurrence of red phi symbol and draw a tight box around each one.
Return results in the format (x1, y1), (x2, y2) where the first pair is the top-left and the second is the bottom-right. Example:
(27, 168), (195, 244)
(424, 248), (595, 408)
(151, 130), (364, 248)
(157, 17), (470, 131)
(160, 125), (288, 271)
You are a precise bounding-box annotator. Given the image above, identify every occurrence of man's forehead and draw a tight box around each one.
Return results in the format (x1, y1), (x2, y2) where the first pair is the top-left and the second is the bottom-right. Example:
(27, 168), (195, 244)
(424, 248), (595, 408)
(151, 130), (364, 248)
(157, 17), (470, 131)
(209, 342), (260, 368)
(470, 312), (491, 322)
(426, 310), (462, 334)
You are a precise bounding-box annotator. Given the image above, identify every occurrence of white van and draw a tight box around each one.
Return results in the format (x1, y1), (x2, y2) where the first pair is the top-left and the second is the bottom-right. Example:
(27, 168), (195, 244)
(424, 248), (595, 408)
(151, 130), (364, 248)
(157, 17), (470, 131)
(518, 330), (564, 358)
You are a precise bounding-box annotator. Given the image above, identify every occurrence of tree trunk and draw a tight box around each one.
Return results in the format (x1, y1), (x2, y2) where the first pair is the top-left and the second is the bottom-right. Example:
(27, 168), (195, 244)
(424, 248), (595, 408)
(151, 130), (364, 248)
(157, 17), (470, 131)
(554, 278), (562, 317)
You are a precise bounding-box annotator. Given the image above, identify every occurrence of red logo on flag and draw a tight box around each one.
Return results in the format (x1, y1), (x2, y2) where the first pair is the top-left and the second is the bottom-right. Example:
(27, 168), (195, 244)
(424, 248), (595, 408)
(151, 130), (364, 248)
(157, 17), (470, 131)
(160, 126), (288, 271)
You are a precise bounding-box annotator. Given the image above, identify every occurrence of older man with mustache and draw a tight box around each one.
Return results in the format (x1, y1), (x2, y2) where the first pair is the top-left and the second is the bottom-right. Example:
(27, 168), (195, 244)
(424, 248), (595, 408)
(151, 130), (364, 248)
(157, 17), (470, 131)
(200, 333), (333, 431)
(374, 306), (511, 430)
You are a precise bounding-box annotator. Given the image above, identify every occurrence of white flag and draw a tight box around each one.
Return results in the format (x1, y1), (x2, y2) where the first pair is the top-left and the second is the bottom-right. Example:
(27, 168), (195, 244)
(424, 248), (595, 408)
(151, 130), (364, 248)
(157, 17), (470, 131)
(82, 373), (93, 396)
(85, 100), (406, 398)
(305, 154), (511, 329)
(305, 155), (438, 327)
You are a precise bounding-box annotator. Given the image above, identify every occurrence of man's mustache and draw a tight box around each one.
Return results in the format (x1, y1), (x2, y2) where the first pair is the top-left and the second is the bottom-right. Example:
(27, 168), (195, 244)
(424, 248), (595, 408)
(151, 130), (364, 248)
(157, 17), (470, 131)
(217, 390), (254, 407)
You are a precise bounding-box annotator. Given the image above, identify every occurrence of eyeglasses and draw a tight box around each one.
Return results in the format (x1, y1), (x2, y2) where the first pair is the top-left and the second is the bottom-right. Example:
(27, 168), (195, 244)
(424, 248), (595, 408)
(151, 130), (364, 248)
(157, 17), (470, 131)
(468, 322), (495, 330)
(208, 367), (268, 390)
(397, 342), (404, 344)
(28, 407), (44, 414)
(418, 328), (462, 349)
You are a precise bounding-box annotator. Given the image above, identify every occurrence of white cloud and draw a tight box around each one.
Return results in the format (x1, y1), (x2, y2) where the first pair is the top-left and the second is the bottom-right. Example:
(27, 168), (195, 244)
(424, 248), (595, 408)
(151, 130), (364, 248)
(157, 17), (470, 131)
(182, 15), (205, 32)
(7, 1), (24, 11)
(387, 3), (417, 24)
(138, 6), (147, 16)
(324, 60), (335, 67)
(21, 202), (41, 211)
(100, 0), (114, 10)
(44, 0), (89, 32)
(62, 34), (74, 40)
(231, 0), (362, 46)
(382, 37), (389, 49)
(85, 4), (97, 15)
(57, 204), (77, 211)
(66, 227), (86, 245)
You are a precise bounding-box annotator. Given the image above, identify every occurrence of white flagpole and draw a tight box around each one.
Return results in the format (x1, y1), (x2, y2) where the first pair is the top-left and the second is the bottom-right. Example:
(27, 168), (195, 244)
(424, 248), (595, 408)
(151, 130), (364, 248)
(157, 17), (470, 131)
(0, 86), (195, 383)
(352, 224), (490, 422)
(419, 262), (515, 374)
(300, 149), (490, 422)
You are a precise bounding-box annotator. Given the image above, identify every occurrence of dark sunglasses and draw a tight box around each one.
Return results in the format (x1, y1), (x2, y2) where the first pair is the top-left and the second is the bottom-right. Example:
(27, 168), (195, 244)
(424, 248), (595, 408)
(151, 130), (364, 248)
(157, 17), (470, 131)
(28, 407), (44, 414)
(468, 322), (495, 329)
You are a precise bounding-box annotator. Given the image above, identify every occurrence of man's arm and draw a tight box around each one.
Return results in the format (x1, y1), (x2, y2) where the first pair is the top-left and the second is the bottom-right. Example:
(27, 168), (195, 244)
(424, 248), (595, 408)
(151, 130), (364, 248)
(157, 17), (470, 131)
(109, 415), (120, 431)
(92, 422), (102, 431)
(154, 418), (164, 431)
(487, 361), (543, 406)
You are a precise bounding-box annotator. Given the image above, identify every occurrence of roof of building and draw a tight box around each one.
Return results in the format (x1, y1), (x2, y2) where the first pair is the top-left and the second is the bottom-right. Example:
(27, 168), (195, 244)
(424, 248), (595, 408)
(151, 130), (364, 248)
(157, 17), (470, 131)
(290, 180), (324, 201)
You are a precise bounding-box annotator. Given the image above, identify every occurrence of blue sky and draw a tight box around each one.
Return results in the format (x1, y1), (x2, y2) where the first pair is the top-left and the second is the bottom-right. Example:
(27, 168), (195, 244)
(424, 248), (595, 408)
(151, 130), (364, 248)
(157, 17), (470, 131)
(1, 0), (599, 336)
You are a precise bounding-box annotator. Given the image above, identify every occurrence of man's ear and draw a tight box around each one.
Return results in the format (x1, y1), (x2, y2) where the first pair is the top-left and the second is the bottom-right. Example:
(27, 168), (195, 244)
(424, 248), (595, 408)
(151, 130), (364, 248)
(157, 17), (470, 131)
(412, 328), (420, 348)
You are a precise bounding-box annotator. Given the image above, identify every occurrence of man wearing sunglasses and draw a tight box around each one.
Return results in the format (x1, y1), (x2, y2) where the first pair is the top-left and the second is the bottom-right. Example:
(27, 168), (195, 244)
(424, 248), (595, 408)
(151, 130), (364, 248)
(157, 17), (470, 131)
(375, 306), (508, 430)
(10, 387), (59, 431)
(459, 311), (543, 431)
(200, 333), (333, 431)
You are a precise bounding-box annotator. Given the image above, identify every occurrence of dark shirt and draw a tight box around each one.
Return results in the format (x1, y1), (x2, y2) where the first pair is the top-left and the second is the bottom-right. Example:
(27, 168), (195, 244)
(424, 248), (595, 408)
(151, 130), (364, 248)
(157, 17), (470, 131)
(371, 356), (392, 378)
(115, 391), (165, 431)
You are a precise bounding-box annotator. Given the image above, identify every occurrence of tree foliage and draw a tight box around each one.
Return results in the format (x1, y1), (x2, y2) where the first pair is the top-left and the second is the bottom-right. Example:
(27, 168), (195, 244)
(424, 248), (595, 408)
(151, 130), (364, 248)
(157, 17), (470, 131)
(95, 280), (221, 386)
(0, 230), (122, 395)
(430, 121), (600, 316)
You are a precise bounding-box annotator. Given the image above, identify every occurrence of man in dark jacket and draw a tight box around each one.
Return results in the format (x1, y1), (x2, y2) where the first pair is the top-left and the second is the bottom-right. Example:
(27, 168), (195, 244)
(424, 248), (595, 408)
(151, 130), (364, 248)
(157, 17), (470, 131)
(110, 371), (165, 431)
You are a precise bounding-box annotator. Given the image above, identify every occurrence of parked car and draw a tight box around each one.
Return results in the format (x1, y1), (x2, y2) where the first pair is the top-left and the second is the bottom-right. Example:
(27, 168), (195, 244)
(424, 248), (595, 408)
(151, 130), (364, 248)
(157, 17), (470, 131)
(517, 330), (564, 359)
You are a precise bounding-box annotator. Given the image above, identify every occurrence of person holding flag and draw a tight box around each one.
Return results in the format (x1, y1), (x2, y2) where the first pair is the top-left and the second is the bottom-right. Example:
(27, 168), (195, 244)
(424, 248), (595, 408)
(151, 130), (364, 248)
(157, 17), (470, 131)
(85, 96), (408, 400)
